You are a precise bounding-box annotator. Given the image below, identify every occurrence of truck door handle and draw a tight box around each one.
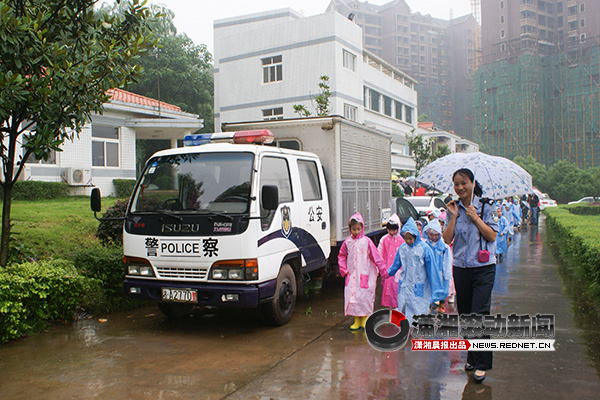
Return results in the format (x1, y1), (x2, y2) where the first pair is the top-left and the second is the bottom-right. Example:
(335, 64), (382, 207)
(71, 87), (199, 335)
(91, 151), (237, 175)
(321, 222), (327, 230)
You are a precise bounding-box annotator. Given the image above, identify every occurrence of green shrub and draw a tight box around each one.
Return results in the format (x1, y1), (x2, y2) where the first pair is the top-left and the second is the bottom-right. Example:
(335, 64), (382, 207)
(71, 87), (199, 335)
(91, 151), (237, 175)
(544, 207), (600, 310)
(113, 179), (136, 198)
(71, 246), (141, 313)
(566, 204), (600, 216)
(0, 259), (100, 343)
(96, 198), (129, 246)
(1, 181), (69, 200)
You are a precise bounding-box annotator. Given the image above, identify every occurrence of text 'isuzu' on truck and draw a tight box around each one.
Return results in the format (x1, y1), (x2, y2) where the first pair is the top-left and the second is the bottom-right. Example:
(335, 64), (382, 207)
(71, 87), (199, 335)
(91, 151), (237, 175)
(91, 116), (392, 325)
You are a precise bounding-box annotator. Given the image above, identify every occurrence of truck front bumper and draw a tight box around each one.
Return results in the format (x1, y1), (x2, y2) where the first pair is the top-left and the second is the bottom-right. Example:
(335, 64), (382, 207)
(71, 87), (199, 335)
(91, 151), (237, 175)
(124, 279), (277, 308)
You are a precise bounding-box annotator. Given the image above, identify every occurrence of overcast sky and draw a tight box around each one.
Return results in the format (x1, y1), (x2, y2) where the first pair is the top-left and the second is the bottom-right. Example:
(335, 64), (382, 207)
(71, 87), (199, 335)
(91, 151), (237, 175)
(152, 0), (473, 53)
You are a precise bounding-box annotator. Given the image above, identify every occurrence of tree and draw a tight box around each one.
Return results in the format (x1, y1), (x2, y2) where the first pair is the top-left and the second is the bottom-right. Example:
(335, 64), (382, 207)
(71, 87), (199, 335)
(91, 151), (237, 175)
(0, 0), (156, 266)
(293, 75), (331, 117)
(406, 132), (433, 176)
(513, 155), (548, 192)
(546, 160), (582, 204)
(417, 114), (429, 123)
(121, 4), (214, 132)
(431, 144), (451, 162)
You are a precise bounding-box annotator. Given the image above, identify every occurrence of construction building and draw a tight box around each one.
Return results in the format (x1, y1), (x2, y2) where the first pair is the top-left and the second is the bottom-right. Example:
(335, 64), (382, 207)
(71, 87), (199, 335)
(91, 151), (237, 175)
(327, 0), (478, 140)
(474, 0), (600, 168)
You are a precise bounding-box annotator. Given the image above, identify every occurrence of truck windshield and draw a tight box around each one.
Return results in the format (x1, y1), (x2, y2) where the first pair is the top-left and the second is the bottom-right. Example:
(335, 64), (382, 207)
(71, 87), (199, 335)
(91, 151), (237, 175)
(130, 152), (254, 215)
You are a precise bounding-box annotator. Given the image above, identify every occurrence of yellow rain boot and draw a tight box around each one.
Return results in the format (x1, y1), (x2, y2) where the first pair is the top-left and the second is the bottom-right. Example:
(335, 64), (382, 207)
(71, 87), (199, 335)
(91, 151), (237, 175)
(361, 315), (369, 329)
(350, 316), (362, 330)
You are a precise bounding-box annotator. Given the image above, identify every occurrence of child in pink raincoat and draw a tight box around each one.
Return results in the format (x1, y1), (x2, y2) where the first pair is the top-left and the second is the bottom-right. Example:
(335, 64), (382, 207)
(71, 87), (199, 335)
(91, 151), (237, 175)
(338, 212), (389, 330)
(378, 214), (404, 309)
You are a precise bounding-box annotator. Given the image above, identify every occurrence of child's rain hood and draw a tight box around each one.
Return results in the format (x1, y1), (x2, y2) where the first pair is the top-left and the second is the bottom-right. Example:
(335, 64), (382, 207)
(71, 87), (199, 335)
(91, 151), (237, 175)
(348, 212), (365, 238)
(423, 219), (442, 237)
(401, 217), (421, 245)
(386, 214), (402, 237)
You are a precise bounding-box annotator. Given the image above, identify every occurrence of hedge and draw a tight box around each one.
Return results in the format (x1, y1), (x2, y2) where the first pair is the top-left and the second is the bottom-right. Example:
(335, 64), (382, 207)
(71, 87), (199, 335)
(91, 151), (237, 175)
(0, 259), (100, 343)
(112, 179), (136, 198)
(0, 181), (69, 200)
(544, 207), (600, 311)
(71, 246), (140, 313)
(566, 204), (600, 216)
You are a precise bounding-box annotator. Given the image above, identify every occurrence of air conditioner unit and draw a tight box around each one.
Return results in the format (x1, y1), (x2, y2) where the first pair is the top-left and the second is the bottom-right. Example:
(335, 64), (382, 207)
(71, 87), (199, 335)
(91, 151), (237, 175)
(67, 168), (91, 186)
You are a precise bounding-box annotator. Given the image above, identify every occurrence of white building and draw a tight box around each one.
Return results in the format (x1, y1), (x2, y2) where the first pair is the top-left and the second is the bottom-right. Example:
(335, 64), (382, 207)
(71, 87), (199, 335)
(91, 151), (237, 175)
(416, 122), (479, 154)
(214, 8), (418, 171)
(20, 89), (204, 196)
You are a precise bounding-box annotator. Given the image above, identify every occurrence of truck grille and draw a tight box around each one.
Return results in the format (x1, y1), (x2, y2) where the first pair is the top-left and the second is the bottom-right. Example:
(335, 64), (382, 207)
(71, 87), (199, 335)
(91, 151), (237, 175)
(156, 267), (208, 279)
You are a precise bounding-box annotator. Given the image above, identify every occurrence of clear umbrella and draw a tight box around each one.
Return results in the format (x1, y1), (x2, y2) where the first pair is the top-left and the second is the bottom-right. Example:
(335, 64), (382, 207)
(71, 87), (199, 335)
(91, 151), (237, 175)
(416, 152), (533, 200)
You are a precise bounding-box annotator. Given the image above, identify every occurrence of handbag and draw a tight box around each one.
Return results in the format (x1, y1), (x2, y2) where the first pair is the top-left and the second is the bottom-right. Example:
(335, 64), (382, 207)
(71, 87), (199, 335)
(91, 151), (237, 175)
(477, 202), (491, 263)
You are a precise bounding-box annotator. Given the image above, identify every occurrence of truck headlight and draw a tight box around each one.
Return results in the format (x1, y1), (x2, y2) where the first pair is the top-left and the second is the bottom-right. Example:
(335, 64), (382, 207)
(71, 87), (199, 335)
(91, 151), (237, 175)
(228, 269), (244, 280)
(124, 256), (155, 277)
(210, 259), (259, 281)
(212, 268), (228, 280)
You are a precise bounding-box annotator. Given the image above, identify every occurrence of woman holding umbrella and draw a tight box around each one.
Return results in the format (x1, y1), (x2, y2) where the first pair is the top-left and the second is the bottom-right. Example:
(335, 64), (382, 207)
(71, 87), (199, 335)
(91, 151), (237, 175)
(442, 168), (498, 383)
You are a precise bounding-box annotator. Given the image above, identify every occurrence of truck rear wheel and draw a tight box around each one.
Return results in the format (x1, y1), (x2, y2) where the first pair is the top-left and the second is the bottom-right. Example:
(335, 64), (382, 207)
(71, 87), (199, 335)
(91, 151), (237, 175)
(262, 263), (297, 326)
(157, 302), (193, 319)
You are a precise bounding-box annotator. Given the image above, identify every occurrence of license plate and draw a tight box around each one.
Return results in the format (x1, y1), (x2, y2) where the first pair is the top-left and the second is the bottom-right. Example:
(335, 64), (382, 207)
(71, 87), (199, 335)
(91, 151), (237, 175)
(161, 288), (198, 303)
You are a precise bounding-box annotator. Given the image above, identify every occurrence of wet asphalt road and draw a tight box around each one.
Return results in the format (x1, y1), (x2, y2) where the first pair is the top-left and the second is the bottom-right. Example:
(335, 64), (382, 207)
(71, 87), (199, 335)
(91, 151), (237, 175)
(1, 215), (600, 399)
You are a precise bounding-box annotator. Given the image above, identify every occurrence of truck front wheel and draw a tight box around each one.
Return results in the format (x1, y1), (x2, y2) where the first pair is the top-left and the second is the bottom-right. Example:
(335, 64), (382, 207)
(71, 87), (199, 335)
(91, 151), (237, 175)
(157, 302), (193, 319)
(262, 263), (297, 326)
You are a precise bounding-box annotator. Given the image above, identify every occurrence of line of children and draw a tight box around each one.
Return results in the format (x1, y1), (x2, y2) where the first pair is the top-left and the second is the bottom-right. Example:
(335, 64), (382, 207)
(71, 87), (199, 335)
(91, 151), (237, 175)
(339, 212), (452, 330)
(387, 218), (446, 324)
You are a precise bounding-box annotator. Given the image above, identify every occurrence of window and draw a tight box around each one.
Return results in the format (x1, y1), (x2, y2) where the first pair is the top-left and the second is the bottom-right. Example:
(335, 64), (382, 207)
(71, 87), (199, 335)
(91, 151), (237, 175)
(558, 16), (563, 27)
(580, 4), (585, 12)
(343, 50), (356, 71)
(568, 6), (577, 16)
(92, 125), (119, 167)
(581, 33), (586, 43)
(500, 15), (505, 24)
(344, 103), (357, 121)
(297, 160), (322, 201)
(500, 29), (505, 39)
(500, 1), (504, 9)
(23, 136), (56, 164)
(557, 2), (563, 13)
(568, 21), (577, 31)
(276, 140), (301, 151)
(383, 96), (393, 117)
(260, 157), (292, 229)
(262, 107), (283, 120)
(262, 55), (282, 83)
(581, 19), (585, 28)
(405, 105), (413, 124)
(369, 89), (380, 112)
(394, 101), (403, 121)
(501, 43), (507, 52)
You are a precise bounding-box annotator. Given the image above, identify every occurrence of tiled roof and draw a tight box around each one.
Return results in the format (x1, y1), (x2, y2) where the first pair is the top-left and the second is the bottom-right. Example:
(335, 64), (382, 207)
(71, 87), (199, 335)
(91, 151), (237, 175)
(418, 122), (434, 130)
(107, 88), (182, 112)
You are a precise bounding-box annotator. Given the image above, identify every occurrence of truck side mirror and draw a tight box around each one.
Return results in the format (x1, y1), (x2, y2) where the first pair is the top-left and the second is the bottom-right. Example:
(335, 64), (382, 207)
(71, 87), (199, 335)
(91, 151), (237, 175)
(91, 188), (102, 212)
(261, 185), (279, 210)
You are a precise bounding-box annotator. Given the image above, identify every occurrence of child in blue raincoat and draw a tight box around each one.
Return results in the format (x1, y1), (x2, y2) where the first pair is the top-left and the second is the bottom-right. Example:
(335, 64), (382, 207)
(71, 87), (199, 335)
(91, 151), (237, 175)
(388, 218), (446, 324)
(495, 207), (509, 262)
(503, 202), (515, 238)
(509, 198), (521, 231)
(423, 219), (452, 313)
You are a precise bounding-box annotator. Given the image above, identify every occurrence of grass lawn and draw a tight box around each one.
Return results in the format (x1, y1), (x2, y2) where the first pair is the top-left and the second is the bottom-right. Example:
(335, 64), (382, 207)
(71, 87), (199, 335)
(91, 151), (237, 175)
(10, 196), (123, 260)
